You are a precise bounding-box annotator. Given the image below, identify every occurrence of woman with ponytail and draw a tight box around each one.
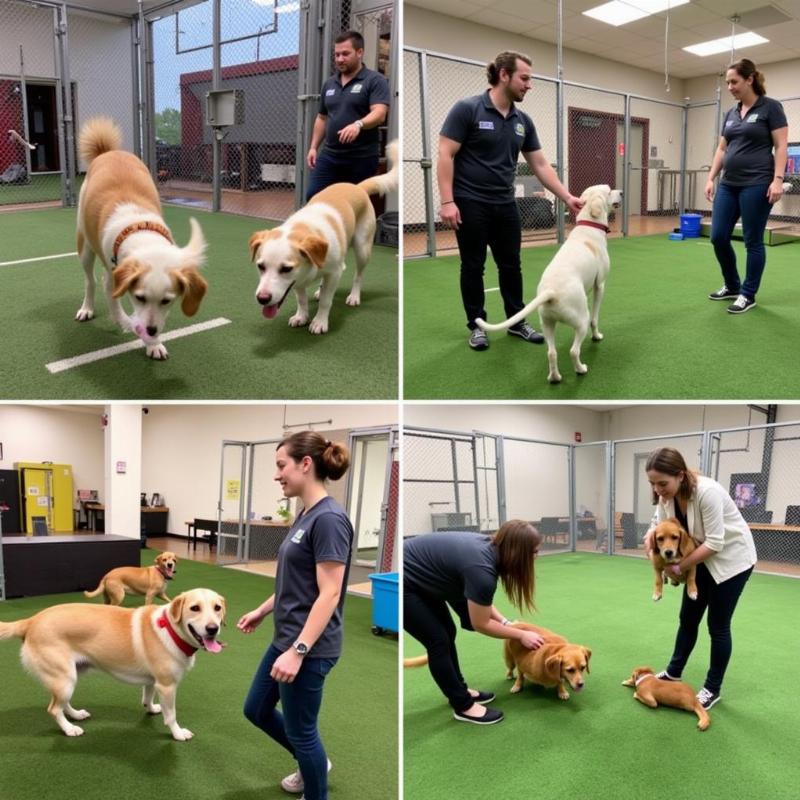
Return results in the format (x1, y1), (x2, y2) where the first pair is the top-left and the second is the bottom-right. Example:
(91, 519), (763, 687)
(238, 432), (353, 800)
(705, 59), (788, 314)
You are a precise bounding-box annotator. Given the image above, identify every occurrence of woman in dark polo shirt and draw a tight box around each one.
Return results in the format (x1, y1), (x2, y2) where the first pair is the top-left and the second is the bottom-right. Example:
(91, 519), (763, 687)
(237, 432), (353, 800)
(705, 58), (788, 314)
(404, 520), (544, 725)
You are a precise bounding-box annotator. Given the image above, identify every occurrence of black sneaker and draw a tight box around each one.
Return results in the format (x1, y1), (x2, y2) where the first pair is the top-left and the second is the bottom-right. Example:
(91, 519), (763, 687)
(508, 322), (544, 344)
(469, 690), (496, 705)
(708, 285), (739, 301)
(453, 706), (504, 725)
(727, 295), (756, 314)
(696, 687), (721, 709)
(469, 329), (489, 350)
(655, 670), (680, 681)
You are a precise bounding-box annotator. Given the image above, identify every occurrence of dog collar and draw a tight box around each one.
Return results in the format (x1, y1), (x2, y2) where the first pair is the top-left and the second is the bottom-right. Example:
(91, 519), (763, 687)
(157, 612), (197, 657)
(576, 220), (610, 234)
(112, 221), (173, 265)
(635, 673), (656, 687)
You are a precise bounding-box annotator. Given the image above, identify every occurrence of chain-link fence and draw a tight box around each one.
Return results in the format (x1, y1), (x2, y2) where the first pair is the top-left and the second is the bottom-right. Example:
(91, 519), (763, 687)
(574, 441), (610, 553)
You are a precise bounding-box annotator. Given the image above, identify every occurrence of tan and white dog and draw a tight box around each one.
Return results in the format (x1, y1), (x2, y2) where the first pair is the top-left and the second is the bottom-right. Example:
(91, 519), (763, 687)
(75, 117), (208, 360)
(0, 588), (225, 740)
(650, 518), (698, 602)
(622, 666), (710, 730)
(476, 184), (622, 383)
(248, 141), (398, 334)
(83, 551), (178, 606)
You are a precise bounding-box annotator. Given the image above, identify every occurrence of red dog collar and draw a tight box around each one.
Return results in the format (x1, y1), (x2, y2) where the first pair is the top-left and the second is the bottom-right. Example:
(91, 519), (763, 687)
(576, 220), (610, 234)
(112, 221), (173, 265)
(157, 612), (197, 657)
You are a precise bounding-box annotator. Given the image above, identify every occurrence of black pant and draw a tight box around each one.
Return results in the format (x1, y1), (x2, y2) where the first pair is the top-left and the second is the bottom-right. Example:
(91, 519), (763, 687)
(403, 587), (473, 713)
(454, 197), (523, 330)
(666, 562), (752, 693)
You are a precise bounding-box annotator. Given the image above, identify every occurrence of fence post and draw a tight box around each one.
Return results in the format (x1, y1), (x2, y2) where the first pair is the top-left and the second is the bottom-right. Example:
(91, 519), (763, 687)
(418, 51), (436, 258)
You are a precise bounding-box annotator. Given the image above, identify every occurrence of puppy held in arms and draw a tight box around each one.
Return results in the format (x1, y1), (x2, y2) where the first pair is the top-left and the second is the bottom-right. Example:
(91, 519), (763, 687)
(75, 117), (208, 360)
(475, 184), (622, 383)
(622, 666), (710, 730)
(248, 141), (398, 335)
(650, 518), (698, 602)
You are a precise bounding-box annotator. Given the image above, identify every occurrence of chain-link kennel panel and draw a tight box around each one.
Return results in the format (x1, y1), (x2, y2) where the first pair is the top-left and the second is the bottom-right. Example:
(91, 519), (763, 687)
(709, 422), (800, 573)
(0, 0), (64, 206)
(501, 437), (571, 553)
(216, 441), (249, 565)
(244, 438), (290, 562)
(380, 438), (399, 572)
(772, 96), (800, 231)
(612, 433), (705, 557)
(402, 48), (427, 257)
(628, 97), (686, 221)
(573, 442), (610, 553)
(685, 102), (718, 216)
(402, 428), (490, 538)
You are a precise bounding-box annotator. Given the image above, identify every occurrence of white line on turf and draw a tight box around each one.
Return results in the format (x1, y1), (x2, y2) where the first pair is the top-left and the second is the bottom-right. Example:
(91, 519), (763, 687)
(485, 287), (500, 293)
(46, 317), (232, 374)
(0, 251), (78, 267)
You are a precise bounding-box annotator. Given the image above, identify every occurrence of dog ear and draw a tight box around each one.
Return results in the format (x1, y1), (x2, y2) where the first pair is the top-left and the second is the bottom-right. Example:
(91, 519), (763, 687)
(248, 230), (269, 262)
(218, 594), (227, 626)
(588, 195), (605, 219)
(678, 526), (693, 558)
(171, 266), (208, 317)
(169, 593), (185, 625)
(111, 258), (148, 298)
(299, 234), (329, 269)
(583, 647), (592, 674)
(544, 653), (562, 681)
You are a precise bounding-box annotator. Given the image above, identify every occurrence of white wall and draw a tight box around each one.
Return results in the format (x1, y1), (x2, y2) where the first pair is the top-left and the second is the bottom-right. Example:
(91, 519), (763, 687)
(104, 405), (142, 541)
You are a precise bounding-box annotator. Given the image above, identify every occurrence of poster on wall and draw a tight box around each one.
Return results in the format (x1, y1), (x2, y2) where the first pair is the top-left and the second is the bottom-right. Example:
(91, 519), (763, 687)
(226, 480), (241, 500)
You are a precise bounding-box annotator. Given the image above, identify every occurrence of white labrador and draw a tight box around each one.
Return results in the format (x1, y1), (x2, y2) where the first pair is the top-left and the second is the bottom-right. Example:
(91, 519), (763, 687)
(476, 184), (622, 383)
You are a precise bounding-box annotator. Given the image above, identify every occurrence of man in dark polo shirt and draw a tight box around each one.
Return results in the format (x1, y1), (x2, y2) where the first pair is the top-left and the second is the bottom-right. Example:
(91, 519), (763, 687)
(306, 30), (390, 200)
(438, 51), (583, 351)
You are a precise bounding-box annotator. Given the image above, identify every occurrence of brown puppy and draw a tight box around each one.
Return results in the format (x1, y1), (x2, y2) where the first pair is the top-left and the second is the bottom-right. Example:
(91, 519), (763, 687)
(84, 551), (178, 605)
(622, 666), (710, 730)
(0, 588), (226, 740)
(503, 622), (591, 700)
(651, 518), (698, 601)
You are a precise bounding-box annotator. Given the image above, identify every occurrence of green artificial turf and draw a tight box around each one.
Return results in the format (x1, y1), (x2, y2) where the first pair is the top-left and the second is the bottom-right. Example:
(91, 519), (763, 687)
(0, 206), (397, 399)
(404, 553), (800, 800)
(0, 174), (74, 206)
(0, 549), (397, 800)
(404, 235), (800, 399)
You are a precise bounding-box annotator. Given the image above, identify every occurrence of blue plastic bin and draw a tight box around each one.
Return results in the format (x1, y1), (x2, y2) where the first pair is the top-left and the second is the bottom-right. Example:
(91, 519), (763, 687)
(679, 213), (702, 238)
(368, 572), (398, 635)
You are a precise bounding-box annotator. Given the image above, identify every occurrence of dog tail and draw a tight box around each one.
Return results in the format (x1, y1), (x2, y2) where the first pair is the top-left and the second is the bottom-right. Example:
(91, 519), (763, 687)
(694, 701), (711, 731)
(79, 116), (122, 165)
(83, 583), (104, 599)
(0, 618), (31, 641)
(358, 140), (398, 197)
(403, 654), (428, 668)
(474, 289), (557, 333)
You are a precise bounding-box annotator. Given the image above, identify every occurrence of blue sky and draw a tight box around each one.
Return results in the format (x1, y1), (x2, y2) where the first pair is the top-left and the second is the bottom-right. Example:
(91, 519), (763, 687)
(153, 0), (301, 112)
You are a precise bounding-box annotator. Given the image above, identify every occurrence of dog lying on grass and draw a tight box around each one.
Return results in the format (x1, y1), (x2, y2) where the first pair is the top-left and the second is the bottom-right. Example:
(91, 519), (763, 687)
(622, 666), (710, 730)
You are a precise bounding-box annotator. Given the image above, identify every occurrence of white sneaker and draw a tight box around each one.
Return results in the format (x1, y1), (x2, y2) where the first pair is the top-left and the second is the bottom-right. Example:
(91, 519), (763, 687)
(281, 759), (332, 794)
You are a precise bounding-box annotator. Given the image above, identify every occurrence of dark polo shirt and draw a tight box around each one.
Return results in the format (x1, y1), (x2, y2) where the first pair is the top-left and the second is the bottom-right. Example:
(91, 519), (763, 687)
(319, 66), (391, 159)
(441, 91), (540, 203)
(720, 95), (787, 186)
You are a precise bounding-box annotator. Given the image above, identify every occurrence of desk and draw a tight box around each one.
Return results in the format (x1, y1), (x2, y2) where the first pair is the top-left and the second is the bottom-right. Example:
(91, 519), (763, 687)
(83, 502), (105, 532)
(141, 507), (169, 536)
(749, 524), (800, 562)
(188, 519), (292, 558)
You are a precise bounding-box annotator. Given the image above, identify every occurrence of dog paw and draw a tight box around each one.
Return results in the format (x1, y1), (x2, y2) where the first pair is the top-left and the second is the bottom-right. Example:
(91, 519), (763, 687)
(309, 317), (329, 335)
(145, 704), (162, 715)
(68, 708), (91, 720)
(172, 727), (194, 741)
(575, 363), (588, 375)
(345, 292), (361, 307)
(652, 592), (663, 601)
(288, 313), (308, 327)
(63, 724), (85, 737)
(146, 343), (169, 360)
(592, 331), (604, 341)
(687, 590), (698, 600)
(558, 692), (570, 701)
(510, 684), (522, 694)
(313, 287), (321, 301)
(75, 308), (94, 322)
(548, 373), (562, 384)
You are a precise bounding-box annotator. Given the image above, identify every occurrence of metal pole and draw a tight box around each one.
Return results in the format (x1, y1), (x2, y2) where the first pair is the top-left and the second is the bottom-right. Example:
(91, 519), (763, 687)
(376, 429), (398, 572)
(556, 0), (565, 244)
(211, 0), (221, 212)
(295, 0), (322, 208)
(243, 443), (256, 563)
(18, 46), (33, 180)
(622, 94), (631, 237)
(0, 503), (5, 601)
(419, 52), (436, 257)
(131, 15), (141, 158)
(608, 441), (616, 555)
(471, 436), (482, 533)
(141, 16), (156, 174)
(679, 102), (689, 215)
(451, 438), (461, 514)
(568, 445), (576, 552)
(496, 435), (507, 526)
(55, 5), (75, 206)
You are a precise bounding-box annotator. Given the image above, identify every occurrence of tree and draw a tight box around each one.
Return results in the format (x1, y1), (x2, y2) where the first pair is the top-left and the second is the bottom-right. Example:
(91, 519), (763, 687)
(155, 108), (181, 145)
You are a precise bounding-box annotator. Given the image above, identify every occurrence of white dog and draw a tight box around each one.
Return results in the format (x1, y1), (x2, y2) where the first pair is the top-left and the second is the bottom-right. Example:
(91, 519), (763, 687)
(0, 588), (225, 740)
(476, 184), (622, 383)
(248, 140), (398, 335)
(75, 117), (208, 360)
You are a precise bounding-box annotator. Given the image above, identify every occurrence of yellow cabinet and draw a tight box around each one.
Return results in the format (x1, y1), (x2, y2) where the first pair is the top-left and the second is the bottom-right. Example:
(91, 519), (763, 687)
(16, 462), (74, 534)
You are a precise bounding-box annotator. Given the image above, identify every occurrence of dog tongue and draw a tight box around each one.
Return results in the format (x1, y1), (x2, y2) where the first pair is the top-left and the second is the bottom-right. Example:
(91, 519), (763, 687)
(262, 304), (280, 319)
(203, 637), (222, 654)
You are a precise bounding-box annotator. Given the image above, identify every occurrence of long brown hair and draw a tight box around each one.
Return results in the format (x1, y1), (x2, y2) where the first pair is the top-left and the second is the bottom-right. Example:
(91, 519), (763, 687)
(492, 520), (541, 612)
(728, 58), (766, 96)
(277, 431), (350, 481)
(486, 51), (531, 86)
(645, 447), (698, 505)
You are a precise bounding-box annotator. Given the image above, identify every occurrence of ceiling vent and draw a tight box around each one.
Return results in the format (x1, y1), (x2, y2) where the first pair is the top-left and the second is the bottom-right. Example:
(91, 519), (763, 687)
(733, 5), (794, 30)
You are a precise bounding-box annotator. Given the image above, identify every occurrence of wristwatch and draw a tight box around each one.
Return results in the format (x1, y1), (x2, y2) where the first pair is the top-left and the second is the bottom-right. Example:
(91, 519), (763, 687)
(292, 640), (309, 657)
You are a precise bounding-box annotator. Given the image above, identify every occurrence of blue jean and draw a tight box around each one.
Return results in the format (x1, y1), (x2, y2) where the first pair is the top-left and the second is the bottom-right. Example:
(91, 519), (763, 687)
(710, 182), (773, 299)
(306, 149), (380, 201)
(244, 643), (337, 800)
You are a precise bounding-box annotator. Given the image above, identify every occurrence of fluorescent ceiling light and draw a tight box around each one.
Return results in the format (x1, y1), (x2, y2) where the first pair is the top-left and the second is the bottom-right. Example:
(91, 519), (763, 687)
(583, 0), (690, 27)
(683, 31), (769, 57)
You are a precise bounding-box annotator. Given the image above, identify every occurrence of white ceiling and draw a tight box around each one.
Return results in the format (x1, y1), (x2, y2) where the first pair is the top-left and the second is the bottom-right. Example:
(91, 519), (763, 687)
(408, 0), (800, 79)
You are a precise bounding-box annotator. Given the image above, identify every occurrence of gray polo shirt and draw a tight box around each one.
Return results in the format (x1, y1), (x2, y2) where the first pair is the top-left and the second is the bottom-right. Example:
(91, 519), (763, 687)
(319, 66), (391, 158)
(720, 95), (787, 186)
(272, 496), (353, 658)
(441, 91), (540, 203)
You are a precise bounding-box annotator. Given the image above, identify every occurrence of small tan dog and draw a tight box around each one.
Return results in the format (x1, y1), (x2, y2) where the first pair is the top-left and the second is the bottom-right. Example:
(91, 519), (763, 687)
(651, 518), (698, 602)
(84, 551), (178, 605)
(0, 588), (226, 739)
(503, 622), (591, 700)
(622, 666), (710, 730)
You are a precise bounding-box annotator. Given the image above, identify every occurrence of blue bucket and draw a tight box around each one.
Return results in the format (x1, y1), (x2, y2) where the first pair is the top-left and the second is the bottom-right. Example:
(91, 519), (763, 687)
(680, 213), (702, 238)
(368, 572), (398, 634)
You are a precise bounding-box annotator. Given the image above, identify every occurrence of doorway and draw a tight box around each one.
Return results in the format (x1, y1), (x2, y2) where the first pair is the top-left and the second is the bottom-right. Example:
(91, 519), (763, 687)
(25, 83), (59, 172)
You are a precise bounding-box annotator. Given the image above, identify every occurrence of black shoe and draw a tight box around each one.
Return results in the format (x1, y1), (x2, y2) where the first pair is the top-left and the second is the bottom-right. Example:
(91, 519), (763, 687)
(469, 329), (489, 350)
(655, 670), (680, 681)
(696, 687), (721, 709)
(727, 295), (756, 314)
(453, 706), (504, 725)
(508, 322), (544, 344)
(708, 285), (739, 301)
(469, 690), (496, 704)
